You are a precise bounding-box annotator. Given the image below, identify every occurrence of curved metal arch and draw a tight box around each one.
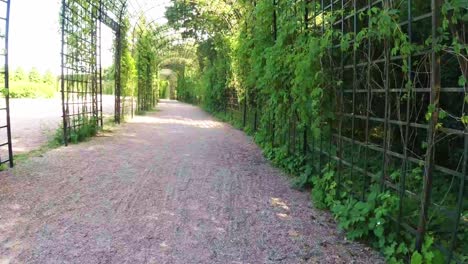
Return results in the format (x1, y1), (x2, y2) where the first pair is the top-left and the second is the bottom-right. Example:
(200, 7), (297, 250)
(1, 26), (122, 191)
(124, 0), (245, 40)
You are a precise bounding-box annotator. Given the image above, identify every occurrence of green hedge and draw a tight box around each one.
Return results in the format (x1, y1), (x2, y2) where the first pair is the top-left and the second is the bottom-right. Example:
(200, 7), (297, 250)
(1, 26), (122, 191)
(9, 81), (56, 98)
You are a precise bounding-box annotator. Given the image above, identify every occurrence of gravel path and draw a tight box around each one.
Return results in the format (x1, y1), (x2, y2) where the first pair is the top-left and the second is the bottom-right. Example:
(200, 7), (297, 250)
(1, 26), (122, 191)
(0, 100), (383, 264)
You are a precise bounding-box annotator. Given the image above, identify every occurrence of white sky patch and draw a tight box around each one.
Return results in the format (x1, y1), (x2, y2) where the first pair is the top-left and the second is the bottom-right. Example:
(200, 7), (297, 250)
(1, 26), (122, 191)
(8, 0), (172, 75)
(9, 0), (116, 75)
(10, 0), (61, 74)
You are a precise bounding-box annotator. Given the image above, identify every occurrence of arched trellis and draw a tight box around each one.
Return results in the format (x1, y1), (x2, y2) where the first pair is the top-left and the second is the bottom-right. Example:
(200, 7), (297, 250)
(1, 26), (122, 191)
(129, 16), (199, 109)
(59, 0), (243, 145)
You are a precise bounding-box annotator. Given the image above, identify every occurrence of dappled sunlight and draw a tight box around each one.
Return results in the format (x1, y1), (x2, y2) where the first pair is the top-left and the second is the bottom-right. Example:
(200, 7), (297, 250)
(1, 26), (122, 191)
(120, 132), (137, 138)
(270, 197), (290, 211)
(276, 213), (291, 220)
(130, 115), (224, 129)
(271, 197), (291, 220)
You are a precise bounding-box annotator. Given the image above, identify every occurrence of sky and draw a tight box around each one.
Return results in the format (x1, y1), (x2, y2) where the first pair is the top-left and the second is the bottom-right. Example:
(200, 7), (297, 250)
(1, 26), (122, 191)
(9, 0), (171, 75)
(10, 0), (122, 75)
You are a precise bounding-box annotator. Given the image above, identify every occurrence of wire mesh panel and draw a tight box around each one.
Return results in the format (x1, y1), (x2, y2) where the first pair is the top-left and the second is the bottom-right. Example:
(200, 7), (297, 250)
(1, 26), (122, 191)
(0, 0), (13, 167)
(60, 0), (125, 144)
(305, 0), (466, 262)
(237, 0), (466, 261)
(61, 0), (100, 143)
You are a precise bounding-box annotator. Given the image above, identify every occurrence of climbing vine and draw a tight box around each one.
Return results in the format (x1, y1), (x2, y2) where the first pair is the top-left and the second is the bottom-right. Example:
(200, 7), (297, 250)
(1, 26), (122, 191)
(134, 22), (159, 112)
(164, 0), (467, 262)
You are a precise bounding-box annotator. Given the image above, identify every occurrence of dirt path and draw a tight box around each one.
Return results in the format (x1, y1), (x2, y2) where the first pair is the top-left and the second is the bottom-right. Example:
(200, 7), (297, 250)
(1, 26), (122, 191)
(0, 100), (383, 264)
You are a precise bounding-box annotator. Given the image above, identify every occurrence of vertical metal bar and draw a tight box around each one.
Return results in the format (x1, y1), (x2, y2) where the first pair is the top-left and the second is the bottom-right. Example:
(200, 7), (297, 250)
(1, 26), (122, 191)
(271, 0), (277, 147)
(313, 0), (316, 28)
(319, 133), (323, 173)
(319, 0), (324, 175)
(243, 95), (247, 128)
(254, 107), (258, 131)
(336, 0), (344, 199)
(448, 9), (467, 260)
(4, 0), (12, 167)
(273, 0), (277, 41)
(350, 0), (358, 189)
(327, 0), (334, 172)
(321, 0), (324, 33)
(115, 25), (122, 124)
(363, 0), (372, 199)
(380, 0), (390, 192)
(60, 0), (68, 146)
(303, 0), (309, 158)
(131, 89), (134, 118)
(448, 131), (467, 261)
(310, 0), (316, 174)
(92, 5), (98, 127)
(415, 0), (442, 251)
(98, 4), (103, 127)
(397, 0), (413, 234)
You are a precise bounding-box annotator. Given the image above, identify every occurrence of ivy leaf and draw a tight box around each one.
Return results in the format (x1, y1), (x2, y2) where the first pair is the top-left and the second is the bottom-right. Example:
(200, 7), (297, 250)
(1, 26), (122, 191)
(425, 104), (435, 121)
(463, 13), (468, 22)
(410, 252), (423, 264)
(451, 0), (468, 9)
(439, 110), (447, 120)
(458, 75), (466, 87)
(462, 115), (468, 125)
(421, 141), (428, 149)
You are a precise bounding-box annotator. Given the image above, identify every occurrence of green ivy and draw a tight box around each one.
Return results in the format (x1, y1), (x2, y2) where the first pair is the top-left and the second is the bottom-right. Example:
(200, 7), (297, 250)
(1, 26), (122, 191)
(163, 0), (467, 262)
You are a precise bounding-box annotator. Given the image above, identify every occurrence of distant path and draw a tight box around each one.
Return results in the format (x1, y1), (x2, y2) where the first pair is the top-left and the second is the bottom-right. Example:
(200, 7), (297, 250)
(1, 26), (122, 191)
(0, 100), (383, 263)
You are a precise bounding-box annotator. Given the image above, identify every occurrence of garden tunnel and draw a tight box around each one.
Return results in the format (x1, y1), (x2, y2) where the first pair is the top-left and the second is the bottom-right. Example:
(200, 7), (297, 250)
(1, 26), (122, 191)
(0, 0), (464, 262)
(59, 0), (204, 144)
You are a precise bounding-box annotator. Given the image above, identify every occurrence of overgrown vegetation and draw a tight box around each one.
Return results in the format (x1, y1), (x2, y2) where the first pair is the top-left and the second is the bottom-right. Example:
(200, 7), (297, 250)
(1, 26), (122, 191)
(9, 67), (57, 98)
(165, 0), (467, 263)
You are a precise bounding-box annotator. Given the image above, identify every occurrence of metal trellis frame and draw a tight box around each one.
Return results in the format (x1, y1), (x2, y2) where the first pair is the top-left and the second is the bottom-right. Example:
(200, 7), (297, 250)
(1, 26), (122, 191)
(0, 0), (13, 167)
(235, 0), (466, 262)
(60, 0), (126, 144)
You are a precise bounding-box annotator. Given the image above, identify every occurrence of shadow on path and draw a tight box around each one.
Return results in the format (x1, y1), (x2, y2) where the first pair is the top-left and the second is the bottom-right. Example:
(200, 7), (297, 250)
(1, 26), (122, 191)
(0, 100), (383, 263)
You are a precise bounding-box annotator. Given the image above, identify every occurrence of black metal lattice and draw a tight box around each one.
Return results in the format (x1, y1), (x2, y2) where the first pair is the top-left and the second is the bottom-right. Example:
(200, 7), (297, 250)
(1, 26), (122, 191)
(0, 0), (13, 167)
(60, 0), (125, 144)
(230, 0), (466, 262)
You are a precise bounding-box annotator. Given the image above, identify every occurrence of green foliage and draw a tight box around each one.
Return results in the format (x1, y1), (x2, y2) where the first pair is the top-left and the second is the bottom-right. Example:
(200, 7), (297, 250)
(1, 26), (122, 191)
(102, 66), (116, 95)
(311, 166), (337, 209)
(28, 67), (42, 83)
(9, 81), (55, 98)
(13, 67), (26, 81)
(42, 70), (56, 85)
(119, 17), (136, 98)
(102, 80), (114, 95)
(68, 117), (99, 144)
(158, 80), (169, 99)
(165, 0), (467, 262)
(332, 185), (398, 247)
(135, 21), (159, 111)
(291, 163), (315, 190)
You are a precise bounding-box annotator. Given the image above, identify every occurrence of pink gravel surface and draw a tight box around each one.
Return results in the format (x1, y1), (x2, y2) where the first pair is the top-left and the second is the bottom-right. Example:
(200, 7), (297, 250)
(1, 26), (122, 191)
(0, 100), (384, 263)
